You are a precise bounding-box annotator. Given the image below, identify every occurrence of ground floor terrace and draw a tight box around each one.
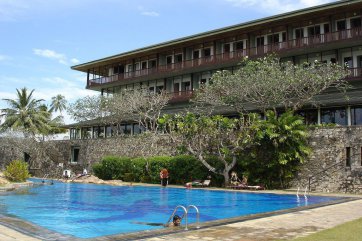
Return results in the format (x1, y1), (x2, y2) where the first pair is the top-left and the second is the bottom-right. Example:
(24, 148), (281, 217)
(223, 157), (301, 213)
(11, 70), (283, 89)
(0, 185), (361, 241)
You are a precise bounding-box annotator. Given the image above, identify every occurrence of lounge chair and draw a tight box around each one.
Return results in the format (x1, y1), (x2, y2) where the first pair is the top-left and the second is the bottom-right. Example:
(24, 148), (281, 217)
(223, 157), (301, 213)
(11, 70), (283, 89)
(185, 179), (211, 188)
(228, 183), (265, 190)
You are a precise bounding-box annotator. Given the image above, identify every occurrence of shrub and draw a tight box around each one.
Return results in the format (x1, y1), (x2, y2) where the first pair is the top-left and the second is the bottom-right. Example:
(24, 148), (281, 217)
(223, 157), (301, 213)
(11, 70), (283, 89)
(4, 160), (30, 182)
(168, 155), (207, 184)
(92, 156), (132, 180)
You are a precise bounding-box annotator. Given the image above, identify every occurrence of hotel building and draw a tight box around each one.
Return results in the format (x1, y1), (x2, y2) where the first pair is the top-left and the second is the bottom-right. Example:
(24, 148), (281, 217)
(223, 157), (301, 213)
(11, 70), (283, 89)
(71, 0), (362, 139)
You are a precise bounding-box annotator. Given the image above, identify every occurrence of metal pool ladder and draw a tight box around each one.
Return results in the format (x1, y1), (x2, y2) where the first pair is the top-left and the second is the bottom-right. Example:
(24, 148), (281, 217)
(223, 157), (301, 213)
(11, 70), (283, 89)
(167, 205), (200, 230)
(296, 186), (308, 200)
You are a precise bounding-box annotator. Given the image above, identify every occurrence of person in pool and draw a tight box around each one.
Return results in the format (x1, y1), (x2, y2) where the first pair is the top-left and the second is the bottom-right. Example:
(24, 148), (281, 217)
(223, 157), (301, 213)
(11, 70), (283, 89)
(132, 214), (182, 227)
(168, 215), (182, 227)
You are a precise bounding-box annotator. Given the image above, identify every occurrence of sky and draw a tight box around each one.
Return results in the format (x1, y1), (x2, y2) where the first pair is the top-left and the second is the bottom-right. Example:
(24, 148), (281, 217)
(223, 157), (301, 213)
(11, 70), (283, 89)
(0, 0), (336, 124)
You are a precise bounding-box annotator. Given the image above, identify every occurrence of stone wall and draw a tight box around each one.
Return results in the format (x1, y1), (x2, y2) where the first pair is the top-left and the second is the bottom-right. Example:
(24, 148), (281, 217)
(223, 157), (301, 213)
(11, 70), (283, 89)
(0, 134), (173, 178)
(293, 126), (362, 193)
(2, 128), (362, 193)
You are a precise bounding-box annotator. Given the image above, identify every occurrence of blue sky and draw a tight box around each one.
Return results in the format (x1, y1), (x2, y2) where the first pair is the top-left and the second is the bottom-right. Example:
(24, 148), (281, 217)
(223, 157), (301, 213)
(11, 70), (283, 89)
(0, 0), (335, 124)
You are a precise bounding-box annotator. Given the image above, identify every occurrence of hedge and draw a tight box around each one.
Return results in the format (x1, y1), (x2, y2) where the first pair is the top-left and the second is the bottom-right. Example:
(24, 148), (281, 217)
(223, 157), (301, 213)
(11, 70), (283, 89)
(92, 155), (210, 185)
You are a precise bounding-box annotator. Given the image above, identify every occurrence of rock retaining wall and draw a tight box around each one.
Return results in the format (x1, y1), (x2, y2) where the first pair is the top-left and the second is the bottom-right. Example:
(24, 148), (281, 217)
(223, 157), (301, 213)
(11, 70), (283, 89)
(2, 127), (362, 193)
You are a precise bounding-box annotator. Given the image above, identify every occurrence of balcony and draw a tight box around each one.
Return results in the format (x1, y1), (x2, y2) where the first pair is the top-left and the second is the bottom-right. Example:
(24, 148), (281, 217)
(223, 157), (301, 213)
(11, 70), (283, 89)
(87, 27), (362, 88)
(168, 90), (193, 103)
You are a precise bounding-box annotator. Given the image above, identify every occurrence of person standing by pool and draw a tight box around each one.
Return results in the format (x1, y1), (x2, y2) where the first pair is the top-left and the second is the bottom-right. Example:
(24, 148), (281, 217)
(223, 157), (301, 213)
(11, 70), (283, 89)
(160, 168), (169, 187)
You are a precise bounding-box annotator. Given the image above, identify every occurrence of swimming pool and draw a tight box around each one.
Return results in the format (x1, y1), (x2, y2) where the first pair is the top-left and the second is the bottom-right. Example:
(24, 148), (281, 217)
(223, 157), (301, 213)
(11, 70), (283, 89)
(0, 180), (342, 239)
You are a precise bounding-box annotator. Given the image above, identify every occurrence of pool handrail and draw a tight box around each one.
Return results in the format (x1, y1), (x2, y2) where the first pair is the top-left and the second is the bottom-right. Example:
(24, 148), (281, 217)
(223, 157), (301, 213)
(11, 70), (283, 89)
(186, 205), (200, 229)
(167, 205), (188, 230)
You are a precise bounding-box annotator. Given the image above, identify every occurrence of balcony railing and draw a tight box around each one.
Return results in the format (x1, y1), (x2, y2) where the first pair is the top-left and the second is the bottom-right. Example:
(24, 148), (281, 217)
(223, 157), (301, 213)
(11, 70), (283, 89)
(88, 27), (362, 87)
(168, 90), (193, 103)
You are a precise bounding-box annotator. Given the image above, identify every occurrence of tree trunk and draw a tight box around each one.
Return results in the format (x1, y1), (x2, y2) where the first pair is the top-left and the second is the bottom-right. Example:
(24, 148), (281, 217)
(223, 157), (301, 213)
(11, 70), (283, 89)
(223, 156), (237, 186)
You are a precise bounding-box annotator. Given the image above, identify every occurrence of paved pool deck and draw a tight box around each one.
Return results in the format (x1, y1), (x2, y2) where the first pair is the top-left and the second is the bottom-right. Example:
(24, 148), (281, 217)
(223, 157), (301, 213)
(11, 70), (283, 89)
(0, 190), (361, 241)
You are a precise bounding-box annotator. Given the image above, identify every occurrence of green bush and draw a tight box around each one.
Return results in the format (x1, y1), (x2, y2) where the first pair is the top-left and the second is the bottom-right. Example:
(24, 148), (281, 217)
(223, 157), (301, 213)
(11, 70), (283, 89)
(4, 160), (30, 182)
(168, 155), (207, 184)
(145, 156), (172, 184)
(92, 155), (216, 186)
(92, 156), (132, 180)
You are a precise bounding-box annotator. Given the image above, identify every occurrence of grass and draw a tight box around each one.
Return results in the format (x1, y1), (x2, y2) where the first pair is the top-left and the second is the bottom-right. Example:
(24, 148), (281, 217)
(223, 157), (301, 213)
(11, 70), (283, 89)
(292, 217), (362, 241)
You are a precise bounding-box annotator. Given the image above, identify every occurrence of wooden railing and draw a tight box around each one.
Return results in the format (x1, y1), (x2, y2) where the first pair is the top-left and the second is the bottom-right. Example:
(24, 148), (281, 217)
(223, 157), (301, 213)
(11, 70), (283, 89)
(168, 90), (193, 103)
(88, 27), (362, 87)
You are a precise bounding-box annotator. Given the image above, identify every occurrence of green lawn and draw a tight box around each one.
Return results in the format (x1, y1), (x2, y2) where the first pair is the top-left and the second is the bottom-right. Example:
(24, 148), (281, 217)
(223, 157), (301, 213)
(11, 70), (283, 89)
(292, 217), (362, 241)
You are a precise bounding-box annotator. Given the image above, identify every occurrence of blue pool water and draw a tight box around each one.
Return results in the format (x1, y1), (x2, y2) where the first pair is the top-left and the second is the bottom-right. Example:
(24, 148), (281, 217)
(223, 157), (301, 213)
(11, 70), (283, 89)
(0, 179), (340, 238)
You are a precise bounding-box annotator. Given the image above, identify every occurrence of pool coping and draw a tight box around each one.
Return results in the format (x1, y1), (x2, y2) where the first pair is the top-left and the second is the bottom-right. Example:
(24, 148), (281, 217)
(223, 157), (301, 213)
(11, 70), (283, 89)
(0, 187), (360, 240)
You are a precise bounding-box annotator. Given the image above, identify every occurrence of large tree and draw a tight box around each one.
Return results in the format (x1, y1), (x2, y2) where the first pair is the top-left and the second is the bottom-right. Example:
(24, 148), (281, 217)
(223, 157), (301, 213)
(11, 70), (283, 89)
(241, 110), (311, 188)
(50, 94), (67, 115)
(195, 55), (350, 113)
(0, 88), (51, 136)
(67, 88), (171, 133)
(159, 113), (258, 185)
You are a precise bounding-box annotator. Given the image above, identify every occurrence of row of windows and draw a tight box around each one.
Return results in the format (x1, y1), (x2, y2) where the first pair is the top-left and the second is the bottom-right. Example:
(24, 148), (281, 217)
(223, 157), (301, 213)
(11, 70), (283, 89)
(69, 106), (362, 140)
(70, 123), (146, 140)
(299, 106), (362, 126)
(107, 16), (361, 74)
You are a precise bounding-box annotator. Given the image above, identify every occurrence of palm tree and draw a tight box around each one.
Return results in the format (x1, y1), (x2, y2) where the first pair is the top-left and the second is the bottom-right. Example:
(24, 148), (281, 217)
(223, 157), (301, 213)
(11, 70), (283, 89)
(50, 94), (67, 115)
(0, 88), (51, 136)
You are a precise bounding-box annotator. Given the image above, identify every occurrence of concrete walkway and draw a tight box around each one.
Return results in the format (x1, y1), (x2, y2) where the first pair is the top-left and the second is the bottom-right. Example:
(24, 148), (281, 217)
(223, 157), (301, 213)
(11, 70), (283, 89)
(1, 199), (362, 240)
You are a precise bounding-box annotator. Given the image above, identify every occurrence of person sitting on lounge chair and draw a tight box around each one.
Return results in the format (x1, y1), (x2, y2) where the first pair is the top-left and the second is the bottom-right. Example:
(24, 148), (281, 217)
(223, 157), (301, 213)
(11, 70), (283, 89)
(230, 171), (241, 186)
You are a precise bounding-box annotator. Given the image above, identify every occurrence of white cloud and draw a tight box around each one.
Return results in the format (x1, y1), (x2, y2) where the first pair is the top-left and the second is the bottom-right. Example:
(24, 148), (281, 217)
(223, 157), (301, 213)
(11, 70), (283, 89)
(70, 58), (80, 64)
(33, 48), (80, 66)
(0, 0), (28, 22)
(224, 0), (334, 13)
(0, 55), (10, 61)
(137, 6), (159, 17)
(141, 11), (159, 17)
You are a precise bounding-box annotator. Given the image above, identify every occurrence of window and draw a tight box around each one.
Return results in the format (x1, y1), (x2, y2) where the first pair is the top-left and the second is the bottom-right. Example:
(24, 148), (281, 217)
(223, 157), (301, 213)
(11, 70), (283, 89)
(182, 82), (191, 91)
(71, 146), (80, 163)
(113, 66), (119, 74)
(127, 64), (133, 72)
(24, 152), (30, 163)
(125, 124), (132, 135)
(141, 61), (147, 69)
(175, 54), (183, 63)
(203, 48), (211, 57)
(297, 109), (318, 125)
(346, 147), (351, 167)
(308, 26), (321, 36)
(256, 37), (264, 46)
(351, 17), (362, 28)
(81, 127), (92, 139)
(133, 123), (142, 135)
(149, 60), (157, 68)
(193, 50), (200, 59)
(70, 128), (81, 139)
(267, 34), (279, 44)
(351, 107), (362, 125)
(295, 28), (304, 38)
(235, 41), (244, 50)
(166, 56), (173, 65)
(173, 82), (180, 92)
(324, 23), (330, 33)
(344, 57), (353, 68)
(106, 126), (113, 137)
(321, 107), (347, 125)
(282, 32), (287, 42)
(156, 85), (164, 93)
(224, 43), (230, 53)
(337, 20), (346, 31)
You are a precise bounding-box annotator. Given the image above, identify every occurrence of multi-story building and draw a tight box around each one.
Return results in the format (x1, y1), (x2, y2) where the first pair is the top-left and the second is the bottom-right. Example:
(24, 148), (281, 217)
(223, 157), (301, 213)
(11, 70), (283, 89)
(71, 0), (362, 140)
